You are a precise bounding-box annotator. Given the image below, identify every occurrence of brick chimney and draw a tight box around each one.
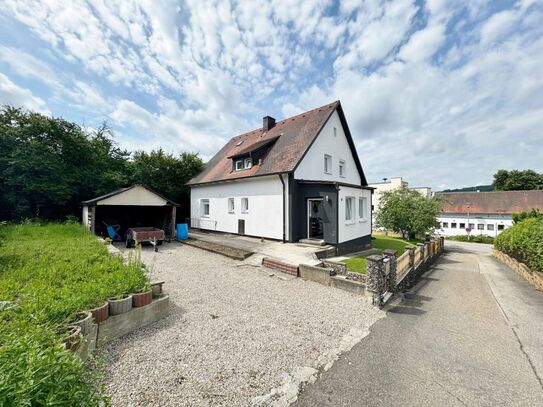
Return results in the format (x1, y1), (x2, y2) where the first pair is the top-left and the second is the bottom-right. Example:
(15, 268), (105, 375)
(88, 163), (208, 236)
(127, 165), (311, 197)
(263, 116), (275, 132)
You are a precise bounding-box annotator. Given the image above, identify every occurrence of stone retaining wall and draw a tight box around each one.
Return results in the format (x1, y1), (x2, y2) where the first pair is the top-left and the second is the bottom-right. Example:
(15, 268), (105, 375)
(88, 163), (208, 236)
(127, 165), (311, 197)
(299, 264), (370, 297)
(493, 249), (543, 291)
(76, 295), (169, 361)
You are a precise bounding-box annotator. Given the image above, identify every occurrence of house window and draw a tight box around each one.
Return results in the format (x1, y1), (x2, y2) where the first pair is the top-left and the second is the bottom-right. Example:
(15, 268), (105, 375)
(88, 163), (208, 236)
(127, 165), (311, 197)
(451, 223), (457, 228)
(201, 199), (210, 216)
(244, 158), (252, 169)
(324, 154), (332, 174)
(442, 222), (448, 228)
(228, 198), (235, 213)
(477, 224), (484, 230)
(235, 160), (244, 171)
(469, 223), (475, 229)
(358, 197), (367, 221)
(487, 224), (494, 231)
(241, 197), (249, 213)
(498, 224), (505, 231)
(339, 160), (346, 178)
(345, 197), (355, 223)
(459, 223), (466, 229)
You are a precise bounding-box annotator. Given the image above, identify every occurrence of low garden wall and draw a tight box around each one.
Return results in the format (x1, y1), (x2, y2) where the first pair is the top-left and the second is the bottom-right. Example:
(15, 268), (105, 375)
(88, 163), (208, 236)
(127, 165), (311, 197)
(493, 249), (543, 292)
(300, 237), (445, 306)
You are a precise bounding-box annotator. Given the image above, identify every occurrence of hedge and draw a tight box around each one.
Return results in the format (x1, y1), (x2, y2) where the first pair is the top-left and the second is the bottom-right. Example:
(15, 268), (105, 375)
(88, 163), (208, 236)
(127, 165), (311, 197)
(494, 218), (543, 273)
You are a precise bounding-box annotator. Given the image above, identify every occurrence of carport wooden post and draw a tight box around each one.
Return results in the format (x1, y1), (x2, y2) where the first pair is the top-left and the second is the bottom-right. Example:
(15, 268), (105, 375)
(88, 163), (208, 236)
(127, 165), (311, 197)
(90, 205), (96, 234)
(171, 206), (177, 239)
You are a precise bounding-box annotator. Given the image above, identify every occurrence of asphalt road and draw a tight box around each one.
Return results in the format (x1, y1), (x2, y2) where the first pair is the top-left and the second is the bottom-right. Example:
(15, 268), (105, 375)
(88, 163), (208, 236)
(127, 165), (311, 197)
(294, 241), (543, 406)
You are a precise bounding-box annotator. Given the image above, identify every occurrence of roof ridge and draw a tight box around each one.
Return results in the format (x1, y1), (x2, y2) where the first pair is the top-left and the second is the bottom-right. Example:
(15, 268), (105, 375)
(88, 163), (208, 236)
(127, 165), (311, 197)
(231, 100), (339, 140)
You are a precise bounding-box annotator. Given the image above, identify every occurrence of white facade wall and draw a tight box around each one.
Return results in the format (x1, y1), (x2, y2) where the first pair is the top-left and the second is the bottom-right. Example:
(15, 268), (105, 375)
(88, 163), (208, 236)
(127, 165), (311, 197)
(82, 206), (89, 228)
(338, 186), (372, 243)
(294, 111), (361, 185)
(436, 213), (513, 238)
(190, 175), (286, 240)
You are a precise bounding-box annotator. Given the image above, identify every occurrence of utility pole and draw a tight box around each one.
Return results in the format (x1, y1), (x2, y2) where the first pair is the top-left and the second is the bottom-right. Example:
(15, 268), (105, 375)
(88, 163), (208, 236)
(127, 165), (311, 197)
(466, 202), (472, 241)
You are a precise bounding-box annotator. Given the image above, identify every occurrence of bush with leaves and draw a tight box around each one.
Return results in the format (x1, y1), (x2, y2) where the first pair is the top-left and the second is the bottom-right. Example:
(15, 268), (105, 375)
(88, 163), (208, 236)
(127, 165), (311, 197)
(495, 217), (543, 272)
(376, 187), (442, 239)
(512, 209), (542, 224)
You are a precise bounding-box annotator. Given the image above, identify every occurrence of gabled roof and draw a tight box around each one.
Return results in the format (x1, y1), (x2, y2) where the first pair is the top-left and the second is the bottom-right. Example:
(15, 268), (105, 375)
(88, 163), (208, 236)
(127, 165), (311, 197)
(187, 101), (368, 186)
(439, 190), (543, 214)
(81, 184), (179, 206)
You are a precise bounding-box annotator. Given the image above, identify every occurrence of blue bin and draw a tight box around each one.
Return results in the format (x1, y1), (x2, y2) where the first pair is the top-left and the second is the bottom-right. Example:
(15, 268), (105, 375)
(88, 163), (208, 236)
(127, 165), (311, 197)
(176, 223), (188, 241)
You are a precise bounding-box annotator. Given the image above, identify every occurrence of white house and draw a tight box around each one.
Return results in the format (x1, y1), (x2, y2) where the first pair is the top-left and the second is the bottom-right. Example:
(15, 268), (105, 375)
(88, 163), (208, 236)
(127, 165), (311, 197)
(187, 101), (373, 254)
(436, 190), (543, 238)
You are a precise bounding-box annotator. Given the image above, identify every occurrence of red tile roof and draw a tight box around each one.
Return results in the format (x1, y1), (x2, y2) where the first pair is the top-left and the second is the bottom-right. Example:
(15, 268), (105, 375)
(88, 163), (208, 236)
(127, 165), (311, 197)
(188, 101), (366, 186)
(439, 190), (543, 214)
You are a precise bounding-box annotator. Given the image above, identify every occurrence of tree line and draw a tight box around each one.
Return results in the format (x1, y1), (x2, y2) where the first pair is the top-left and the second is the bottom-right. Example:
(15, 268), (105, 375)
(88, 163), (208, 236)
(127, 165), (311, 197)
(0, 106), (204, 221)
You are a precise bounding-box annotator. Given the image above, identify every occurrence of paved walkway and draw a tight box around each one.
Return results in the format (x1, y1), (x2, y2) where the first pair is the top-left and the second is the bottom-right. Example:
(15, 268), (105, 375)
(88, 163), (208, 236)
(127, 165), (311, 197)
(188, 230), (328, 266)
(294, 241), (543, 406)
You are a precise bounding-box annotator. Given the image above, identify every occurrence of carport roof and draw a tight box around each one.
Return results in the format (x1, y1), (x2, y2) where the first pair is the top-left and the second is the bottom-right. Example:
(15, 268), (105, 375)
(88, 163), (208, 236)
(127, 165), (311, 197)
(81, 184), (179, 206)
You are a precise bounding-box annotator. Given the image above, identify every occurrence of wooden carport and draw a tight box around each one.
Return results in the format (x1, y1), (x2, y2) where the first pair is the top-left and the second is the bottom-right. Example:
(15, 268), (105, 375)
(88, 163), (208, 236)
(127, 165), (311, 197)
(81, 185), (179, 239)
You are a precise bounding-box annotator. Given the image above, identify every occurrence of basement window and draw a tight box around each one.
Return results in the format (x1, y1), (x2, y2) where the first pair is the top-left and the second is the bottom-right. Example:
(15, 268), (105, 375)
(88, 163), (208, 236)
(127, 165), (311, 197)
(487, 224), (494, 231)
(451, 223), (457, 228)
(477, 224), (484, 230)
(498, 224), (505, 231)
(442, 222), (448, 228)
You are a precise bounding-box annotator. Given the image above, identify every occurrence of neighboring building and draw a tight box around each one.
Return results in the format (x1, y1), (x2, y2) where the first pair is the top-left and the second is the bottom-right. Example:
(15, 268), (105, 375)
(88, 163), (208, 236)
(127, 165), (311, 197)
(436, 190), (543, 238)
(369, 177), (432, 224)
(187, 101), (373, 254)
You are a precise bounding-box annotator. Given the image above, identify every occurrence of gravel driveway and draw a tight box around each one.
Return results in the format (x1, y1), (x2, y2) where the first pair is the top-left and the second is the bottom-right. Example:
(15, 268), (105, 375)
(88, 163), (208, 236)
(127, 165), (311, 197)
(105, 242), (382, 406)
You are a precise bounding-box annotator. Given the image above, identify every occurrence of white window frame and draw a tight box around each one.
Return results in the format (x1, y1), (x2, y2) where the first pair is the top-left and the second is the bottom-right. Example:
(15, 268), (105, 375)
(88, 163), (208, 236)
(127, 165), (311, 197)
(324, 154), (332, 174)
(345, 197), (355, 224)
(358, 197), (367, 222)
(201, 199), (210, 217)
(241, 197), (249, 213)
(477, 224), (485, 230)
(228, 197), (235, 213)
(339, 160), (346, 178)
(244, 158), (252, 169)
(235, 160), (244, 171)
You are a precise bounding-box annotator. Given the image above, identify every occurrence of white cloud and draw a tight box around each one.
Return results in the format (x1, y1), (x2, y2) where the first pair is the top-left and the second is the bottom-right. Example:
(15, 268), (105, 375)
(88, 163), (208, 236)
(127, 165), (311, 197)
(0, 73), (49, 113)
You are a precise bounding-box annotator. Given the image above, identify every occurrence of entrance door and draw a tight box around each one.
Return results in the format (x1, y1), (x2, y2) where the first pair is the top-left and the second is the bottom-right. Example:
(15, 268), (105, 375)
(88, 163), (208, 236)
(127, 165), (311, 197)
(307, 198), (324, 240)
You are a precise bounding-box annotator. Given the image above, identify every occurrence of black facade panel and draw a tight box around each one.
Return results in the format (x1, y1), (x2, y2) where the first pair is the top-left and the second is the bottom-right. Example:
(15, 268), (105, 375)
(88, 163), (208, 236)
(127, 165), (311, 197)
(289, 179), (338, 244)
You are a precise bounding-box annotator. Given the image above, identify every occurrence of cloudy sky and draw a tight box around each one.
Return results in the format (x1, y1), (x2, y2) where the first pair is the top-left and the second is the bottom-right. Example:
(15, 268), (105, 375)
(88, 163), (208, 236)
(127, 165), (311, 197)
(0, 0), (542, 190)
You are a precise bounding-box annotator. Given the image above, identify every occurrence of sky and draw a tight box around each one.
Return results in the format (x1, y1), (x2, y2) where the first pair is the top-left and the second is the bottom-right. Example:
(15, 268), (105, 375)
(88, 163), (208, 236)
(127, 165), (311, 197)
(0, 0), (542, 190)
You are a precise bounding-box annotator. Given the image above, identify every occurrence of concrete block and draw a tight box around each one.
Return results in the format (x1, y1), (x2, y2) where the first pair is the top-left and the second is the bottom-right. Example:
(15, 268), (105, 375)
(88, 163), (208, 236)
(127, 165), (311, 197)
(331, 275), (368, 296)
(97, 295), (169, 346)
(299, 264), (332, 286)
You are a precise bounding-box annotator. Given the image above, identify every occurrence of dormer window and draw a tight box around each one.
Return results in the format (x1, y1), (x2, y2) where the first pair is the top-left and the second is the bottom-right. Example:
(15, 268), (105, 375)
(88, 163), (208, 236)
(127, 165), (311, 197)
(235, 160), (244, 171)
(244, 158), (252, 169)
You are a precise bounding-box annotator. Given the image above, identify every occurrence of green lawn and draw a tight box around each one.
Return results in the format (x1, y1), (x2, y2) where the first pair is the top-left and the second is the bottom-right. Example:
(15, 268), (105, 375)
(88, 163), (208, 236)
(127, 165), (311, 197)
(341, 256), (367, 273)
(0, 222), (148, 406)
(340, 235), (421, 274)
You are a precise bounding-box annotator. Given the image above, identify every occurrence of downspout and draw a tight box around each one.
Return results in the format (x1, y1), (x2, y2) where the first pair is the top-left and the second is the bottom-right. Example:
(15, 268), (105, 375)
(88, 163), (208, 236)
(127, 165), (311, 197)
(279, 174), (286, 243)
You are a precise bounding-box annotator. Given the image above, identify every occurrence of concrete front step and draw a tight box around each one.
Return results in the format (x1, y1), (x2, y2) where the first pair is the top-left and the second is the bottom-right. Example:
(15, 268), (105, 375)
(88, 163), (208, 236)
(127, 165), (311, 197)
(299, 238), (327, 246)
(262, 257), (299, 276)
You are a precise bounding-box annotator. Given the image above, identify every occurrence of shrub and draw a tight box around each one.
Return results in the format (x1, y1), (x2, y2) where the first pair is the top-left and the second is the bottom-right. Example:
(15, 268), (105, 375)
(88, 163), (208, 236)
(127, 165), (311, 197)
(495, 218), (543, 272)
(512, 209), (542, 224)
(446, 235), (495, 244)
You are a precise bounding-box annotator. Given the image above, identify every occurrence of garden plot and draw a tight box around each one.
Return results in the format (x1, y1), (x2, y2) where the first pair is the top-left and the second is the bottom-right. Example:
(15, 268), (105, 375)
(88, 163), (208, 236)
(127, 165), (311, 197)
(105, 242), (383, 406)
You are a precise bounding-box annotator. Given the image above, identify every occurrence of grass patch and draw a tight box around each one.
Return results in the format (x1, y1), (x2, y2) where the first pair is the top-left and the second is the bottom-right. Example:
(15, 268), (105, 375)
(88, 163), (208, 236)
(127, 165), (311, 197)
(341, 257), (367, 273)
(0, 222), (148, 406)
(340, 235), (421, 274)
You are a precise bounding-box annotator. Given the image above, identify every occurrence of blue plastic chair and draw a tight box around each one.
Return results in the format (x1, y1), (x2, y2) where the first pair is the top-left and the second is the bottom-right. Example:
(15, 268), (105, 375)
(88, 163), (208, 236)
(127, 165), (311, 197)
(105, 224), (121, 241)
